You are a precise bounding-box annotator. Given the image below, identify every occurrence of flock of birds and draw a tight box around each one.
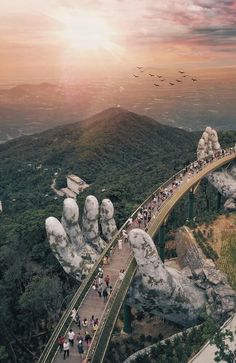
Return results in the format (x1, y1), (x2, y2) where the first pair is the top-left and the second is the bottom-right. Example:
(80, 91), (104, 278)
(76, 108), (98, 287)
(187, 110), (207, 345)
(132, 66), (198, 87)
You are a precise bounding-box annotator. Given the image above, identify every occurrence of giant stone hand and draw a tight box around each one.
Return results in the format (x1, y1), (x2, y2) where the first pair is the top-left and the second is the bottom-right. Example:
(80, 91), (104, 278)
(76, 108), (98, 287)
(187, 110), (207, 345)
(45, 196), (117, 281)
(197, 127), (236, 210)
(127, 228), (236, 327)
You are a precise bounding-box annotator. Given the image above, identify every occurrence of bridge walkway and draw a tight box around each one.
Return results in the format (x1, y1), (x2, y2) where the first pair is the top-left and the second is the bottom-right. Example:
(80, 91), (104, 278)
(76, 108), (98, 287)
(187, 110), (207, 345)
(53, 232), (133, 363)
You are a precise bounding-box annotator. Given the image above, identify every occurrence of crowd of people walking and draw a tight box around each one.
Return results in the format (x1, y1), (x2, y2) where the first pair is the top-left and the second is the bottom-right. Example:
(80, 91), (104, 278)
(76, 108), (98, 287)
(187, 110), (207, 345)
(58, 312), (99, 360)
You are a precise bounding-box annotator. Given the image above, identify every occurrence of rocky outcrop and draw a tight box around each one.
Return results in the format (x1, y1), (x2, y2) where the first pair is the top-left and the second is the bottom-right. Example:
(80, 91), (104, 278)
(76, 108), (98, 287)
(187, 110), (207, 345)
(45, 196), (117, 281)
(126, 227), (236, 327)
(197, 127), (236, 210)
(176, 226), (205, 270)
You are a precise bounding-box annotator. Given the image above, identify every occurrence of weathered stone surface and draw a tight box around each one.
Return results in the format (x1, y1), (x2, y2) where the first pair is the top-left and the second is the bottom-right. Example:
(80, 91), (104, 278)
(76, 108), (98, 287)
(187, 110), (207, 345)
(61, 198), (84, 252)
(197, 127), (236, 210)
(82, 195), (107, 253)
(100, 198), (117, 242)
(46, 196), (116, 281)
(126, 227), (236, 327)
(46, 216), (85, 280)
(127, 229), (206, 327)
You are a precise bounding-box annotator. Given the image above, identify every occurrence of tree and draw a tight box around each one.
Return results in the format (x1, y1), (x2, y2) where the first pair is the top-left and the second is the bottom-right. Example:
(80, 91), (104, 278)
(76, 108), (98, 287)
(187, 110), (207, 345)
(0, 346), (8, 362)
(210, 329), (236, 363)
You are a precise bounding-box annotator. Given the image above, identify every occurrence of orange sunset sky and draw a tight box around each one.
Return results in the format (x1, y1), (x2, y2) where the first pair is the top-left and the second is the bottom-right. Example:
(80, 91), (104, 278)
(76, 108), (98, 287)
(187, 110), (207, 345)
(1, 0), (236, 83)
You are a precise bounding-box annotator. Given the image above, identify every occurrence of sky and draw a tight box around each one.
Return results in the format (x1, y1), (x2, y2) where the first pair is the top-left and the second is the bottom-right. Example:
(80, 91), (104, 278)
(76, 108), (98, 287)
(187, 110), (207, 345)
(1, 0), (236, 83)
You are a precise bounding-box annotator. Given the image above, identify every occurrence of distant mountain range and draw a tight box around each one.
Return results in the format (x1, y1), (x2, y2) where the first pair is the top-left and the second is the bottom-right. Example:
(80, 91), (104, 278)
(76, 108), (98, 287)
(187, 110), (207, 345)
(0, 79), (236, 143)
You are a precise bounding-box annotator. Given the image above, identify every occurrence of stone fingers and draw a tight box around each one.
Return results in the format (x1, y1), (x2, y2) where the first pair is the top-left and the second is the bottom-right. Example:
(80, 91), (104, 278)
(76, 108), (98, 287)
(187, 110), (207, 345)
(100, 198), (118, 242)
(45, 216), (83, 279)
(61, 198), (85, 253)
(197, 127), (221, 160)
(82, 195), (107, 253)
(128, 229), (173, 293)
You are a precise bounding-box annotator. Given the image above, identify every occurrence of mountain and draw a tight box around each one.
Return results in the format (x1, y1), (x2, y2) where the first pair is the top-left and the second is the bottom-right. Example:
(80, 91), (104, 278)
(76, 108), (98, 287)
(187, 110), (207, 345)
(0, 107), (198, 215)
(1, 75), (236, 144)
(0, 108), (235, 363)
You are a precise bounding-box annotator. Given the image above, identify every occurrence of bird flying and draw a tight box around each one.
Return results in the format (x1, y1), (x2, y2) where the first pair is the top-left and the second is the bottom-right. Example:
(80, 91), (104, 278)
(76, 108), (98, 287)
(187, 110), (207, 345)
(137, 66), (143, 69)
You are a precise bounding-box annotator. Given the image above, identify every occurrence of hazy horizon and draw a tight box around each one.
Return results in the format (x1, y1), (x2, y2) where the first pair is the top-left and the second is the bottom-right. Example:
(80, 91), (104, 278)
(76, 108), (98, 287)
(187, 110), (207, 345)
(0, 0), (236, 141)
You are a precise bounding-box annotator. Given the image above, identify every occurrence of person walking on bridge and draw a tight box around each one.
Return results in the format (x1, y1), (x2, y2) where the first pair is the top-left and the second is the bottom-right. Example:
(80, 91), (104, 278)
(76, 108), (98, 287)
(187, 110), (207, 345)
(58, 335), (65, 353)
(103, 288), (108, 303)
(118, 238), (123, 250)
(104, 274), (110, 287)
(77, 339), (84, 359)
(63, 340), (70, 360)
(68, 329), (75, 346)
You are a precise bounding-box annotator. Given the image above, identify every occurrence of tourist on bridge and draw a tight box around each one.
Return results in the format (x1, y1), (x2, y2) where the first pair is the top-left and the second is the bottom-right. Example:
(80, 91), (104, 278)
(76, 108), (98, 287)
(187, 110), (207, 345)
(71, 308), (77, 323)
(68, 329), (75, 346)
(93, 321), (98, 332)
(103, 288), (108, 303)
(58, 335), (65, 353)
(103, 255), (109, 265)
(63, 340), (70, 360)
(97, 283), (103, 298)
(82, 318), (88, 328)
(90, 315), (95, 326)
(104, 274), (110, 287)
(98, 267), (103, 278)
(119, 269), (125, 280)
(118, 238), (123, 250)
(77, 339), (84, 358)
(85, 331), (92, 346)
(122, 229), (128, 243)
(75, 313), (81, 329)
(76, 333), (83, 343)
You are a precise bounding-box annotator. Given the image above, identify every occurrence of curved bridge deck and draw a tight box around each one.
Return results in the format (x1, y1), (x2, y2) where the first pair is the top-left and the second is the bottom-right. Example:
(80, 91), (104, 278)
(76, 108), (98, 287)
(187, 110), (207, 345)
(38, 150), (236, 363)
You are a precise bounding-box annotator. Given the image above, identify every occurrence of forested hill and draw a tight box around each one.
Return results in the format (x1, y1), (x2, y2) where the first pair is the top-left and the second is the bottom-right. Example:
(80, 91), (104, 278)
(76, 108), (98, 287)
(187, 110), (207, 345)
(0, 107), (235, 363)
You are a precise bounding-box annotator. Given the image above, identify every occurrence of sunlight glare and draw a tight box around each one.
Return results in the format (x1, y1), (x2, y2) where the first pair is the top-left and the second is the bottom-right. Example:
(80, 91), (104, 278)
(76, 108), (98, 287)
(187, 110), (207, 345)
(60, 13), (115, 51)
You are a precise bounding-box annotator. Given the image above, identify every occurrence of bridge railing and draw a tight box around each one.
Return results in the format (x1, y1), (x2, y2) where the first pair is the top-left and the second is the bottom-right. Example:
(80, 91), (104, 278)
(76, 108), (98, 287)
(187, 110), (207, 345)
(38, 148), (235, 363)
(86, 252), (136, 360)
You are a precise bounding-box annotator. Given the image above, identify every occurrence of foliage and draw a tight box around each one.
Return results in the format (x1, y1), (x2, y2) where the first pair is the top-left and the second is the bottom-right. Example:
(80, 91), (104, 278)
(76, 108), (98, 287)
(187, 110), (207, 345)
(0, 108), (235, 362)
(218, 232), (236, 290)
(211, 329), (236, 363)
(104, 315), (219, 363)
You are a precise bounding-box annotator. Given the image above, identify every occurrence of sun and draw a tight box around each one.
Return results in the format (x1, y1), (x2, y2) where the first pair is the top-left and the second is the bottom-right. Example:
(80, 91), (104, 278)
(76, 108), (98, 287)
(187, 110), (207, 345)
(58, 12), (116, 51)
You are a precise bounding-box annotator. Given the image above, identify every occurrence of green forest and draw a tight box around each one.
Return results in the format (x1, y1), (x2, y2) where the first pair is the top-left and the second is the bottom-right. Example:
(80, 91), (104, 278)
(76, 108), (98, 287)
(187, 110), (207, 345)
(0, 108), (235, 362)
